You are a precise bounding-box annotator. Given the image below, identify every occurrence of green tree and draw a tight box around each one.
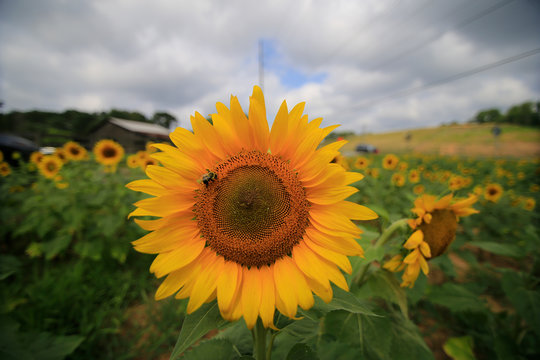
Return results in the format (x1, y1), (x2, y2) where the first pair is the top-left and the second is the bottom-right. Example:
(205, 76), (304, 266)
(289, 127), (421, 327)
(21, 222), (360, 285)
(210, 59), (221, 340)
(472, 108), (502, 124)
(151, 111), (177, 128)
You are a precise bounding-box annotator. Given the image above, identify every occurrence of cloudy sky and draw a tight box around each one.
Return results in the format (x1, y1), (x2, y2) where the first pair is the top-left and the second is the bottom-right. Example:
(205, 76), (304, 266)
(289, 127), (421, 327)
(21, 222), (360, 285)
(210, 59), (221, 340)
(1, 0), (539, 133)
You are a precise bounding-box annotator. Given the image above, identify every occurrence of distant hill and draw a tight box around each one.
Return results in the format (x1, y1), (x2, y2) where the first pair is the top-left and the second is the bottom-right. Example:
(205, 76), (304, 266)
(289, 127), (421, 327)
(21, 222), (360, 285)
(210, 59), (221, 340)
(340, 123), (540, 158)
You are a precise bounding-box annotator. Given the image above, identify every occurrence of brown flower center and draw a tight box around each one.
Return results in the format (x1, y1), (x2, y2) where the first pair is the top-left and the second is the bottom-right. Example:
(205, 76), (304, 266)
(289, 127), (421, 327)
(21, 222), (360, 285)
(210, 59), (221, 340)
(103, 147), (117, 158)
(419, 209), (458, 257)
(194, 151), (310, 267)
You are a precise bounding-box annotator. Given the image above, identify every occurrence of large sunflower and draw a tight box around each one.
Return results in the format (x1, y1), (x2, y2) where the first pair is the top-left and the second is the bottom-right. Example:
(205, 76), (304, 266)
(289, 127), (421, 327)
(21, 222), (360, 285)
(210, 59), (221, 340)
(93, 139), (124, 166)
(384, 193), (478, 287)
(127, 86), (378, 329)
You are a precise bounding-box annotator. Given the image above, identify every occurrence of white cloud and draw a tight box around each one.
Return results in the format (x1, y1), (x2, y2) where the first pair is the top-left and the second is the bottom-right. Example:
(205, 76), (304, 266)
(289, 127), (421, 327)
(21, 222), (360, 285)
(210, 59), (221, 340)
(0, 0), (539, 132)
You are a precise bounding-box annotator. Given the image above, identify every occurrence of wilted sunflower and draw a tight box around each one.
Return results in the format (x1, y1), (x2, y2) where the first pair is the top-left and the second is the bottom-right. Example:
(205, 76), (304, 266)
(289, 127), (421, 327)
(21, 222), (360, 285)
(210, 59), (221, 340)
(382, 154), (398, 170)
(484, 183), (503, 202)
(64, 141), (87, 161)
(127, 86), (378, 329)
(94, 139), (124, 166)
(38, 155), (63, 179)
(0, 162), (11, 177)
(384, 193), (478, 288)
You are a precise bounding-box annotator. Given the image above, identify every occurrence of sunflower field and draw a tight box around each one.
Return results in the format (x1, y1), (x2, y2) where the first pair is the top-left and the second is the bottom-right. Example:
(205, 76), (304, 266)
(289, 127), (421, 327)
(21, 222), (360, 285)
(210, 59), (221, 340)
(1, 98), (539, 359)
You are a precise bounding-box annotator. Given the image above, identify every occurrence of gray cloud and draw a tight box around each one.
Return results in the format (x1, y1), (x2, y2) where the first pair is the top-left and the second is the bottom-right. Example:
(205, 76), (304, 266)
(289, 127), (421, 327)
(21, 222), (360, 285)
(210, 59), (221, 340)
(1, 0), (539, 133)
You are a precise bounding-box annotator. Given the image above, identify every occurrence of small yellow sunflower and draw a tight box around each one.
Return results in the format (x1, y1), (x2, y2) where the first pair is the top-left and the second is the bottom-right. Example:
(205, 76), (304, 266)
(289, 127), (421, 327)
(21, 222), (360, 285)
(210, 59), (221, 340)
(408, 169), (420, 183)
(413, 184), (425, 195)
(63, 141), (87, 161)
(382, 154), (398, 170)
(53, 148), (68, 163)
(484, 183), (503, 202)
(391, 173), (406, 187)
(330, 153), (350, 170)
(523, 197), (536, 211)
(140, 157), (159, 169)
(38, 155), (63, 179)
(127, 86), (378, 329)
(384, 193), (478, 288)
(127, 154), (140, 169)
(530, 184), (539, 192)
(398, 162), (408, 171)
(93, 139), (124, 166)
(367, 168), (380, 178)
(354, 156), (369, 169)
(30, 151), (44, 165)
(0, 162), (11, 177)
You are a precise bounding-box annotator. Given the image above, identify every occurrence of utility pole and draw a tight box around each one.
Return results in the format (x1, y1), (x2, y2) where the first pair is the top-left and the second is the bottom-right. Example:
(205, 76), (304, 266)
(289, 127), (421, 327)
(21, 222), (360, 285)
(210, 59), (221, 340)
(258, 40), (264, 92)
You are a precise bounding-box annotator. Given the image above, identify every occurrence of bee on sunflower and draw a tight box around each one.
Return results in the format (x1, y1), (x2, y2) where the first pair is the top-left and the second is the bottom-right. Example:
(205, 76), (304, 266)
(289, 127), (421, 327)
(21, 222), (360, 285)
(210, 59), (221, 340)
(127, 86), (378, 330)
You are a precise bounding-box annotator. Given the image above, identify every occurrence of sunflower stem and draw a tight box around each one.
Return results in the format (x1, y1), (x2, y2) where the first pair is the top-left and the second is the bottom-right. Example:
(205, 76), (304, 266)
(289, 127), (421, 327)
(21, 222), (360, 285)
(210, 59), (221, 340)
(355, 218), (408, 284)
(253, 318), (268, 360)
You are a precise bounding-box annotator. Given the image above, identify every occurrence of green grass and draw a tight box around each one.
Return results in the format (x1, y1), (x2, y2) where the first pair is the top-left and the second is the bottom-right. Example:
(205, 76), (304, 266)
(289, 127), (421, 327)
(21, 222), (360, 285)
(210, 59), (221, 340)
(340, 123), (540, 158)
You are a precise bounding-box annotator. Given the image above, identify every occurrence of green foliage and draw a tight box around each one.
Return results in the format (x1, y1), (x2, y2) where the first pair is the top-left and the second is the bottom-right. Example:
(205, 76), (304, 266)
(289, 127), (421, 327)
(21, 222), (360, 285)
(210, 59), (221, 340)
(469, 100), (540, 126)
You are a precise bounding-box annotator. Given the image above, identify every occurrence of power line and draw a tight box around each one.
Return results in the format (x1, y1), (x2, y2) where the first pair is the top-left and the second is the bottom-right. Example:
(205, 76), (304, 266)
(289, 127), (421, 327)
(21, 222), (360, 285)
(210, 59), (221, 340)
(353, 47), (540, 110)
(369, 0), (516, 71)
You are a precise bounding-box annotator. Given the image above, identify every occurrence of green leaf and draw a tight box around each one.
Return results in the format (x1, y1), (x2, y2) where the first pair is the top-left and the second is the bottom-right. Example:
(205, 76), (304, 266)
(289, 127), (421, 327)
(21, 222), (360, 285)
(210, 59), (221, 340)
(181, 339), (237, 360)
(41, 234), (72, 260)
(170, 301), (227, 360)
(468, 242), (525, 258)
(215, 321), (252, 355)
(0, 255), (21, 280)
(316, 286), (376, 316)
(355, 270), (408, 317)
(443, 336), (475, 360)
(501, 271), (540, 336)
(286, 343), (318, 360)
(427, 283), (486, 313)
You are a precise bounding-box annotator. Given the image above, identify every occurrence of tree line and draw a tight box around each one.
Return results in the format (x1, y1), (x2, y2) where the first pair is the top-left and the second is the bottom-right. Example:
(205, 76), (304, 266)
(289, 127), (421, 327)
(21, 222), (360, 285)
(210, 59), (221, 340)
(0, 109), (177, 146)
(469, 101), (540, 127)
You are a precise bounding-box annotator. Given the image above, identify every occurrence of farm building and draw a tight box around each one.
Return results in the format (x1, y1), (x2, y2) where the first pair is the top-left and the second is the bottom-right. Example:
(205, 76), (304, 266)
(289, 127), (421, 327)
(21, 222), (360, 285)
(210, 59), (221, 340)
(89, 118), (170, 153)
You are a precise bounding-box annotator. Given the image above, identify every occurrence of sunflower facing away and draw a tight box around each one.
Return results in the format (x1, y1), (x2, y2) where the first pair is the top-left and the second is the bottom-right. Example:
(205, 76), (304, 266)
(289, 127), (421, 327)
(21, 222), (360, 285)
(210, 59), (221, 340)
(127, 86), (378, 329)
(93, 139), (125, 166)
(384, 193), (478, 288)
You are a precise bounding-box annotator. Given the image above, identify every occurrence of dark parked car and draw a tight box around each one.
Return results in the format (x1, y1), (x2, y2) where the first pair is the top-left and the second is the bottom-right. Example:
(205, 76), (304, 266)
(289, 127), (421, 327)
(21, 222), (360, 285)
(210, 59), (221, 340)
(355, 143), (378, 154)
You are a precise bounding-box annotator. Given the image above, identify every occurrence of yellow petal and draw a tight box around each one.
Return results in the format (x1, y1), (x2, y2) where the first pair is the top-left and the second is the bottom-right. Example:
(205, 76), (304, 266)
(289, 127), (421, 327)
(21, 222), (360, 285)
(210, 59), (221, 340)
(146, 165), (198, 190)
(191, 112), (227, 159)
(434, 193), (453, 209)
(273, 257), (298, 318)
(133, 193), (195, 218)
(269, 100), (289, 155)
(187, 252), (224, 314)
(292, 241), (332, 290)
(241, 267), (262, 329)
(305, 227), (364, 256)
(155, 260), (199, 300)
(149, 239), (205, 278)
(258, 265), (277, 329)
(329, 201), (378, 221)
(126, 179), (167, 196)
(307, 186), (358, 205)
(304, 238), (352, 274)
(403, 230), (424, 250)
(217, 261), (240, 314)
(419, 241), (432, 258)
(132, 218), (199, 253)
(403, 248), (421, 264)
